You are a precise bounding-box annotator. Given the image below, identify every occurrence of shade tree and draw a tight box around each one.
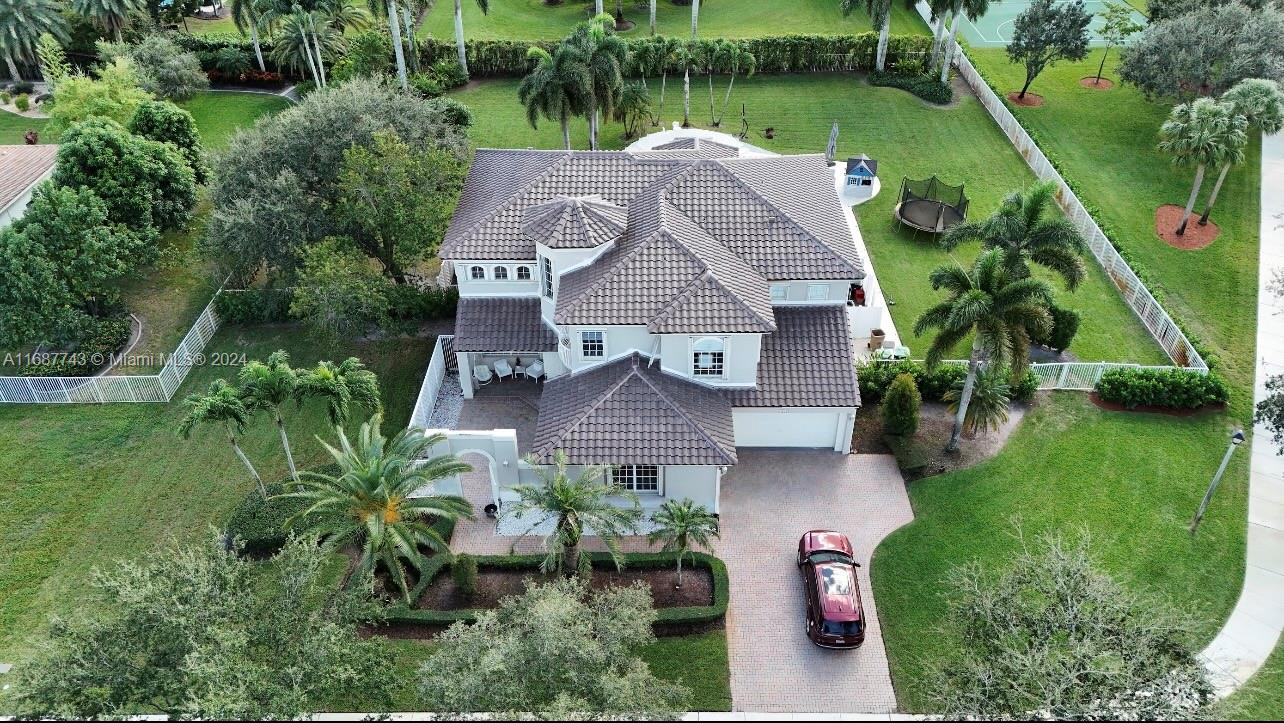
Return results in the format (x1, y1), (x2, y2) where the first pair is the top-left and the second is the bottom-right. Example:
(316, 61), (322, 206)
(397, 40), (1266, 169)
(1005, 0), (1091, 99)
(99, 35), (208, 100)
(47, 57), (151, 130)
(1092, 1), (1143, 86)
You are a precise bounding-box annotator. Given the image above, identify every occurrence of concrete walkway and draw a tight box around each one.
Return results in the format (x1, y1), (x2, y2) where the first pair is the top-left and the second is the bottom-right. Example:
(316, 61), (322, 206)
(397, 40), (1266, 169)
(1199, 130), (1284, 695)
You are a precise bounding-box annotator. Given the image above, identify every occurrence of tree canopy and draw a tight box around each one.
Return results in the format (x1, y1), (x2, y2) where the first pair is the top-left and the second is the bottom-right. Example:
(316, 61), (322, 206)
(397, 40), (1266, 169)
(47, 57), (151, 130)
(1005, 0), (1091, 98)
(98, 35), (209, 100)
(128, 99), (210, 185)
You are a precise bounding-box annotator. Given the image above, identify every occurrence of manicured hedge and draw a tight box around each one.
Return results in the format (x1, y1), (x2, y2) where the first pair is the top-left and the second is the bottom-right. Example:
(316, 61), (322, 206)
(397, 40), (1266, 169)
(868, 70), (952, 104)
(224, 481), (309, 557)
(1095, 367), (1230, 410)
(385, 551), (729, 627)
(857, 359), (1040, 405)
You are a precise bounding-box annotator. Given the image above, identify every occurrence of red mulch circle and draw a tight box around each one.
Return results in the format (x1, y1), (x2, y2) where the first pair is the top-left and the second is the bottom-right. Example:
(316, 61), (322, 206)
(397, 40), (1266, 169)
(1089, 392), (1225, 417)
(1080, 76), (1114, 90)
(1007, 91), (1045, 106)
(1154, 204), (1221, 249)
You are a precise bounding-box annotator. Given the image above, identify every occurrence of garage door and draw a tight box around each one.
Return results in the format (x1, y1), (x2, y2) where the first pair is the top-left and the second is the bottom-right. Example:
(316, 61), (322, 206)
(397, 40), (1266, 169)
(732, 409), (843, 448)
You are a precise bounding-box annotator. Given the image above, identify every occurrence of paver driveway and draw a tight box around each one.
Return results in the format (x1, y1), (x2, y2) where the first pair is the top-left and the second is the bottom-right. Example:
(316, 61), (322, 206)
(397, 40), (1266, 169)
(715, 450), (913, 714)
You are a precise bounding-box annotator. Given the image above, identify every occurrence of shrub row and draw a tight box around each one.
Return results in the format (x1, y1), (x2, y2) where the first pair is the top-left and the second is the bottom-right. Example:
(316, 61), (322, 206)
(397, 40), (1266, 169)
(1094, 367), (1230, 410)
(19, 315), (131, 377)
(858, 359), (1040, 405)
(386, 551), (729, 627)
(868, 70), (952, 104)
(386, 284), (459, 322)
(214, 285), (460, 326)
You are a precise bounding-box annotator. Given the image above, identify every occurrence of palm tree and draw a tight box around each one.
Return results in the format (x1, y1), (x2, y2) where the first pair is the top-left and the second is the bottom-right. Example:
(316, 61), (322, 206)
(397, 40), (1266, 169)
(940, 181), (1088, 291)
(648, 498), (718, 589)
(943, 365), (1012, 436)
(1158, 97), (1246, 236)
(231, 0), (270, 72)
(653, 36), (683, 126)
(0, 0), (68, 82)
(843, 0), (890, 73)
(179, 379), (266, 496)
(506, 451), (642, 575)
(72, 0), (146, 43)
(914, 249), (1053, 452)
(320, 0), (372, 33)
(613, 79), (650, 138)
(452, 0), (488, 76)
(367, 0), (408, 89)
(282, 415), (474, 601)
(271, 11), (337, 86)
(713, 40), (753, 127)
(239, 350), (301, 483)
(518, 43), (590, 149)
(570, 13), (627, 150)
(938, 0), (989, 83)
(926, 0), (952, 73)
(1200, 79), (1284, 225)
(295, 357), (383, 428)
(689, 0), (702, 39)
(648, 0), (656, 34)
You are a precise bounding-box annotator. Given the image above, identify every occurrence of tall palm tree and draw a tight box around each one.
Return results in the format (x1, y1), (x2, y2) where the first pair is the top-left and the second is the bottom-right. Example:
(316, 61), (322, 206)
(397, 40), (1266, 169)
(940, 181), (1088, 291)
(239, 350), (301, 483)
(648, 0), (656, 34)
(367, 0), (408, 89)
(927, 0), (952, 73)
(231, 0), (270, 72)
(518, 43), (590, 149)
(282, 415), (474, 601)
(689, 0), (702, 39)
(653, 35), (683, 126)
(0, 0), (68, 82)
(506, 451), (642, 575)
(179, 379), (266, 497)
(1200, 79), (1284, 225)
(72, 0), (146, 43)
(320, 0), (372, 33)
(713, 40), (753, 127)
(843, 0), (890, 73)
(570, 13), (627, 150)
(938, 0), (989, 83)
(1158, 97), (1246, 236)
(295, 357), (383, 428)
(914, 249), (1053, 452)
(648, 498), (718, 589)
(453, 0), (488, 76)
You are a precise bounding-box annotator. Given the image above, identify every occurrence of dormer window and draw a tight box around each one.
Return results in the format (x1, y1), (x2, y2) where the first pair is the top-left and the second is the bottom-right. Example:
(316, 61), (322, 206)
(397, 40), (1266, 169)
(516, 265), (532, 281)
(692, 337), (725, 379)
(470, 265), (486, 280)
(494, 265), (509, 280)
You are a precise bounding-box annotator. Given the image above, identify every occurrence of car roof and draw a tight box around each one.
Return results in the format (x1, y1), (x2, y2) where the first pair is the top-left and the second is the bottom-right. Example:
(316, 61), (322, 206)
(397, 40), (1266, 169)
(803, 529), (855, 558)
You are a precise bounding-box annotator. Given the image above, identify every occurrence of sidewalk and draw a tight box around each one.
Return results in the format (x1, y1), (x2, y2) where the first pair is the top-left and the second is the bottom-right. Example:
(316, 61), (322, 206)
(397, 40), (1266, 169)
(1199, 130), (1284, 695)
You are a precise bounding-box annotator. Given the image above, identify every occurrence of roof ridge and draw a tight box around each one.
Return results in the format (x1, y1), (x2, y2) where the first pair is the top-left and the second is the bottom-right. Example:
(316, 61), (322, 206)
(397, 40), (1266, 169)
(450, 151), (573, 251)
(532, 356), (647, 460)
(700, 271), (777, 331)
(631, 363), (736, 464)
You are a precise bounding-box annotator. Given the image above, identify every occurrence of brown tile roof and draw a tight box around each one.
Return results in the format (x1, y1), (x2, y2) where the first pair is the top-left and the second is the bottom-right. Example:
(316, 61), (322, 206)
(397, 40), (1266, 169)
(453, 297), (558, 352)
(724, 305), (861, 408)
(0, 145), (57, 214)
(520, 194), (628, 249)
(533, 353), (737, 466)
(637, 137), (741, 159)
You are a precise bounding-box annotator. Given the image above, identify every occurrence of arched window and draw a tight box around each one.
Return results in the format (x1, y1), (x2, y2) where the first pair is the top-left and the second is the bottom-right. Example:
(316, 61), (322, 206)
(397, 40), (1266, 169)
(516, 265), (532, 281)
(692, 337), (725, 378)
(470, 265), (486, 280)
(494, 266), (509, 280)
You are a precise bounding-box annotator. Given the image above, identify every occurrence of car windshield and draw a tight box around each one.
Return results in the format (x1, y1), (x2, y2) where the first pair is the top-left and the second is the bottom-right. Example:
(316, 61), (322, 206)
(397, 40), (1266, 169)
(809, 551), (853, 565)
(821, 619), (863, 636)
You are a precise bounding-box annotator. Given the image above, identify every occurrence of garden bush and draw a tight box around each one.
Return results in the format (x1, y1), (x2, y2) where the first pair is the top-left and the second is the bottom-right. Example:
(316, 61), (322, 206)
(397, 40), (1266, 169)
(882, 373), (922, 436)
(214, 288), (295, 324)
(6, 80), (35, 95)
(868, 70), (953, 104)
(452, 553), (478, 599)
(223, 482), (309, 557)
(1, 91), (10, 104)
(386, 284), (459, 321)
(18, 315), (131, 377)
(409, 72), (445, 98)
(884, 433), (930, 474)
(1032, 305), (1081, 352)
(429, 59), (469, 89)
(859, 359), (1040, 404)
(1095, 367), (1230, 410)
(14, 93), (29, 111)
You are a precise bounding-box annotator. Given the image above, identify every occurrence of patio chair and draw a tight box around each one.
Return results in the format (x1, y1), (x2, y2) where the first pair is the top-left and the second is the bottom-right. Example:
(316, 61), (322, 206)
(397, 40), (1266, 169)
(524, 360), (545, 382)
(473, 364), (494, 386)
(494, 358), (515, 381)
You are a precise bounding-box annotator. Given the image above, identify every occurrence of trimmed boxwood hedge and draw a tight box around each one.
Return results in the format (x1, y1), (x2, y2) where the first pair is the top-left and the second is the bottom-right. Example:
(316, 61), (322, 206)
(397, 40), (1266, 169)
(384, 551), (729, 627)
(224, 482), (309, 557)
(1095, 367), (1230, 410)
(858, 359), (1039, 405)
(868, 70), (953, 104)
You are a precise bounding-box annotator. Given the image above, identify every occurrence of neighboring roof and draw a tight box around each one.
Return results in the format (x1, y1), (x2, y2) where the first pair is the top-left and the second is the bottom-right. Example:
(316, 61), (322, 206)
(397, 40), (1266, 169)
(845, 155), (878, 176)
(532, 353), (737, 466)
(637, 137), (741, 159)
(723, 305), (861, 408)
(453, 297), (558, 352)
(520, 194), (628, 249)
(0, 145), (57, 214)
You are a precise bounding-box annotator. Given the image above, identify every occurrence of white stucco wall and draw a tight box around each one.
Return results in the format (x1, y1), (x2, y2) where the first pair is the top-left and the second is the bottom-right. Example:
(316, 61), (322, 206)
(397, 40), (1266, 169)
(732, 407), (856, 452)
(455, 259), (540, 297)
(768, 280), (855, 305)
(0, 172), (53, 228)
(658, 333), (761, 386)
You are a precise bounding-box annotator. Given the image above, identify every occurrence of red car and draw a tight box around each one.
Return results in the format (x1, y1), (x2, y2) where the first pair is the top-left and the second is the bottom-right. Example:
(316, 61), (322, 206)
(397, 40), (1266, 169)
(797, 530), (866, 649)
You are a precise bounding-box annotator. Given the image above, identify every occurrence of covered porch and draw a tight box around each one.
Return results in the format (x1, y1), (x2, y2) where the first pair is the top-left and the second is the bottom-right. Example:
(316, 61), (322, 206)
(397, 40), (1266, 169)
(452, 296), (567, 399)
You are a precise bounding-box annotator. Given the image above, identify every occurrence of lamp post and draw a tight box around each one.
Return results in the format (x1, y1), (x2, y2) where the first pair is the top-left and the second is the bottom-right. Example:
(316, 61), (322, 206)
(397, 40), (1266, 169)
(1190, 429), (1246, 534)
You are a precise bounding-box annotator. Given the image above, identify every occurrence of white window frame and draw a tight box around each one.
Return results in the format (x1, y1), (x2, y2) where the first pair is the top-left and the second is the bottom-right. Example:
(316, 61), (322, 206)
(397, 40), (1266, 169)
(770, 284), (788, 303)
(516, 265), (532, 281)
(540, 256), (554, 299)
(611, 464), (662, 494)
(493, 265), (509, 281)
(470, 265), (486, 281)
(580, 330), (606, 360)
(691, 336), (726, 380)
(806, 283), (831, 301)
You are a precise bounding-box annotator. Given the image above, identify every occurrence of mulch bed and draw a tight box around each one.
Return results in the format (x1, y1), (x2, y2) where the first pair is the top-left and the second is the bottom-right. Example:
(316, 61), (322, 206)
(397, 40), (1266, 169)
(1089, 392), (1225, 417)
(1007, 91), (1045, 107)
(1080, 76), (1114, 90)
(416, 566), (714, 612)
(1154, 204), (1220, 249)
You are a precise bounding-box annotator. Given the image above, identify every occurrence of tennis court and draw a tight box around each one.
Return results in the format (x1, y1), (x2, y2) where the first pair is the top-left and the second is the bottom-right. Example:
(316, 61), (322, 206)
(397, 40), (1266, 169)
(956, 0), (1148, 48)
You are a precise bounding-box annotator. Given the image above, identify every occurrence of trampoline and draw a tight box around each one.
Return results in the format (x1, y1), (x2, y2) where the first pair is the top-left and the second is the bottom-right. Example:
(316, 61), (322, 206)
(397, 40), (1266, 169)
(893, 175), (969, 234)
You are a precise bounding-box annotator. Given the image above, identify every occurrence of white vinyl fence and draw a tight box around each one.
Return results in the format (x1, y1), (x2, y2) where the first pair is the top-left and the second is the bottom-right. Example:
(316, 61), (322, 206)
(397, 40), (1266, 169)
(409, 335), (454, 428)
(915, 1), (1208, 375)
(0, 294), (223, 404)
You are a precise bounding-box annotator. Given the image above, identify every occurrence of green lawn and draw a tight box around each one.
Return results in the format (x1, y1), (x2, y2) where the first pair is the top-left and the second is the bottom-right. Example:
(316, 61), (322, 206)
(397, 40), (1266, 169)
(449, 72), (1168, 364)
(967, 48), (1262, 402)
(872, 392), (1250, 712)
(1215, 642), (1284, 719)
(418, 0), (930, 41)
